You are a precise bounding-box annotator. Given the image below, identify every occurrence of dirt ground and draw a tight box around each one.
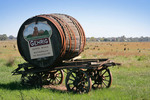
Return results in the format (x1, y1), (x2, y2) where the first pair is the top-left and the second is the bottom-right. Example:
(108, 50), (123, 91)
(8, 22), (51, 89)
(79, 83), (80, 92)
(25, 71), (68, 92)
(43, 84), (67, 92)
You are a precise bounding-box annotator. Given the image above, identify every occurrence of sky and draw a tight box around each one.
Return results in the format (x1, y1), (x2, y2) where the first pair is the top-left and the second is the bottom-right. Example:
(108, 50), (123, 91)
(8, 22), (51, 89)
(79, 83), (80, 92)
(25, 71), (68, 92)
(0, 0), (150, 38)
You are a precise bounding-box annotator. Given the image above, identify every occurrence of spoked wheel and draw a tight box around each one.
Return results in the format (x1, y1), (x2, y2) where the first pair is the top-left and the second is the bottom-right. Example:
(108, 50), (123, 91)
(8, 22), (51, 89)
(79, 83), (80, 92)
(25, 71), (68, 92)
(42, 69), (64, 85)
(21, 73), (42, 87)
(65, 70), (92, 93)
(92, 68), (112, 89)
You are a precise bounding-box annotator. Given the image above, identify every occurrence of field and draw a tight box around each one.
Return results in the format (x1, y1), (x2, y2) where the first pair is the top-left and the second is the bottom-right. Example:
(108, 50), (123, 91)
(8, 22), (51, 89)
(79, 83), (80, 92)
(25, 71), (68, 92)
(0, 40), (150, 100)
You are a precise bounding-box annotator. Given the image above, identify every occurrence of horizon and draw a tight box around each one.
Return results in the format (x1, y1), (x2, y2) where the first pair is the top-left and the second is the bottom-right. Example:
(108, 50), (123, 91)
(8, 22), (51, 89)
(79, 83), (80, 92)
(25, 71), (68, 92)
(0, 0), (150, 37)
(1, 33), (150, 38)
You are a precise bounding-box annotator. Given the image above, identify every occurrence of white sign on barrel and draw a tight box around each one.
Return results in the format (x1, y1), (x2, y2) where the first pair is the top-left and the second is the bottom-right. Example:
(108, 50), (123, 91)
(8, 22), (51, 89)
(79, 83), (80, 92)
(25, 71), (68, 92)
(23, 21), (53, 59)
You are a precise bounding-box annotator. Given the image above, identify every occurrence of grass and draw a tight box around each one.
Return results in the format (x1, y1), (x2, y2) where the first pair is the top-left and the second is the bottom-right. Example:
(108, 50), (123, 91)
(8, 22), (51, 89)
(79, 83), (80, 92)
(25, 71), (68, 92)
(0, 64), (150, 100)
(0, 41), (150, 100)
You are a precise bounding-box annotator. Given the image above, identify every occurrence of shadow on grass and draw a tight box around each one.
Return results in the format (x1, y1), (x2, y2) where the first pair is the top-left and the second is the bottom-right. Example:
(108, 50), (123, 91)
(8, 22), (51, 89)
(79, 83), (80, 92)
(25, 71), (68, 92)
(0, 82), (68, 93)
(0, 81), (36, 90)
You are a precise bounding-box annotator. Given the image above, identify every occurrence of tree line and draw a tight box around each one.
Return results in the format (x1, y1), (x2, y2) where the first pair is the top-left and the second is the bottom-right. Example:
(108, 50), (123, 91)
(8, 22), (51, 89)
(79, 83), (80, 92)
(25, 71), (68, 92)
(0, 34), (150, 42)
(0, 34), (16, 40)
(87, 36), (150, 42)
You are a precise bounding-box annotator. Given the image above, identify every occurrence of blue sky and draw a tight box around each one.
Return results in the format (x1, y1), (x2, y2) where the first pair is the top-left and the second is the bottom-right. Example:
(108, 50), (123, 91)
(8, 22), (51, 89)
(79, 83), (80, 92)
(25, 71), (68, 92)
(0, 0), (150, 37)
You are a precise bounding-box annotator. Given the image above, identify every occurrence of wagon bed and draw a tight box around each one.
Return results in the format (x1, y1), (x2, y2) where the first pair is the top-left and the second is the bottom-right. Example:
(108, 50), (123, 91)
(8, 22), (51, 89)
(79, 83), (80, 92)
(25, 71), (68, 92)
(12, 59), (119, 74)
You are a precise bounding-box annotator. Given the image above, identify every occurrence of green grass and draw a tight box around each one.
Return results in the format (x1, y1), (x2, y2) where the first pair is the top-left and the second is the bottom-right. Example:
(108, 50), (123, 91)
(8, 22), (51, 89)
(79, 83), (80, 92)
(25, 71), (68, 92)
(0, 56), (150, 100)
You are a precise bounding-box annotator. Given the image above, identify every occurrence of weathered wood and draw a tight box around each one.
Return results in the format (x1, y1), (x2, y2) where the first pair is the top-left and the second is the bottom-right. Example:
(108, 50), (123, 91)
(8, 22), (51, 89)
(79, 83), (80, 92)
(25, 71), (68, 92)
(12, 59), (120, 75)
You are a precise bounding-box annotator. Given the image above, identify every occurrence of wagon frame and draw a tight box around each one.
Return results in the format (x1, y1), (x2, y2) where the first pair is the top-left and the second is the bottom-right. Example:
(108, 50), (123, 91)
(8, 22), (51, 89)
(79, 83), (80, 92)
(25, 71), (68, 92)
(12, 58), (120, 93)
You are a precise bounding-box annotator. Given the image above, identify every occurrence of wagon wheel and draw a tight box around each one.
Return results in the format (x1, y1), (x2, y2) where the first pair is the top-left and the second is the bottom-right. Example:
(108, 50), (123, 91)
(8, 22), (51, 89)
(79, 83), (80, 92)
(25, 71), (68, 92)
(92, 68), (112, 89)
(65, 70), (92, 93)
(21, 73), (42, 87)
(42, 69), (64, 85)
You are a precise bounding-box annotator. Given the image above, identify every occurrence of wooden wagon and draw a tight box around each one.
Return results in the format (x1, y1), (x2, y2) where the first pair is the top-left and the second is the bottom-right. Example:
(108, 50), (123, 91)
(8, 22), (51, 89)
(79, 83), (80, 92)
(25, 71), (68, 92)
(14, 14), (121, 93)
(12, 58), (120, 93)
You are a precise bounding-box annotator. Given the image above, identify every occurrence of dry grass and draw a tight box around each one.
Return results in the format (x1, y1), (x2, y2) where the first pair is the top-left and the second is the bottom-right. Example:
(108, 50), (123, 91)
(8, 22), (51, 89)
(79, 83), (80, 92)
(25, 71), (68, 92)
(0, 41), (150, 62)
(0, 40), (20, 60)
(81, 42), (150, 58)
(81, 42), (150, 68)
(0, 40), (22, 66)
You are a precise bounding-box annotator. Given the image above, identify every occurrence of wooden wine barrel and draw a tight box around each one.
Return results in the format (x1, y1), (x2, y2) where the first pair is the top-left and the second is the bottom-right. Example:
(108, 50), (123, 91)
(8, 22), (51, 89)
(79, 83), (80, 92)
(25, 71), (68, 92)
(17, 14), (86, 68)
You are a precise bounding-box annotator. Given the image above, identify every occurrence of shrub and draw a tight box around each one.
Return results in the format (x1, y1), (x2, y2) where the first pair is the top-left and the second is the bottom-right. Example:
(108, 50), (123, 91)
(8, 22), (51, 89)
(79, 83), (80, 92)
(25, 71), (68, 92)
(137, 56), (146, 61)
(6, 57), (15, 67)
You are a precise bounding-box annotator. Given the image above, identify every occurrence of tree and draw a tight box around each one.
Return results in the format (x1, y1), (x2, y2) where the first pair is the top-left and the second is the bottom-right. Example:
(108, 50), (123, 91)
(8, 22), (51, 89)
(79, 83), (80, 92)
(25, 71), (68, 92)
(90, 37), (96, 41)
(100, 37), (104, 42)
(0, 34), (8, 40)
(8, 35), (15, 40)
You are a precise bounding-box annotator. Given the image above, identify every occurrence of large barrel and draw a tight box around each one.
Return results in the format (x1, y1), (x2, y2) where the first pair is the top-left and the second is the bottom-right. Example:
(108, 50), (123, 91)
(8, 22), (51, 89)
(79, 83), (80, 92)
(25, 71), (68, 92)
(17, 14), (86, 68)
